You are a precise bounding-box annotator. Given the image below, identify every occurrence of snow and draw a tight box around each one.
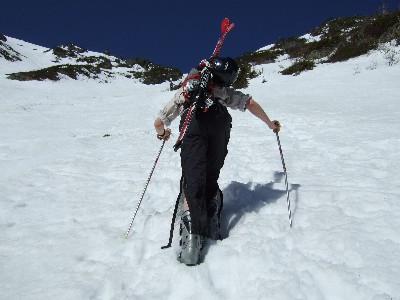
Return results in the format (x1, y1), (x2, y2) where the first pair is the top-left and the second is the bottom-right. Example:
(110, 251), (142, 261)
(257, 43), (275, 51)
(300, 33), (323, 43)
(1, 37), (400, 300)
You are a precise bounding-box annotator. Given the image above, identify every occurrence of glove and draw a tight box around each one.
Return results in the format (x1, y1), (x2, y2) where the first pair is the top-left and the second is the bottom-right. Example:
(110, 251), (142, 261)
(272, 120), (281, 133)
(157, 128), (172, 141)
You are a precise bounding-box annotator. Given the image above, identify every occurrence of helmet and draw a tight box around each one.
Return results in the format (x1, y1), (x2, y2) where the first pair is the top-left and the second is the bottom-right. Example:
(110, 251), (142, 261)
(208, 57), (239, 87)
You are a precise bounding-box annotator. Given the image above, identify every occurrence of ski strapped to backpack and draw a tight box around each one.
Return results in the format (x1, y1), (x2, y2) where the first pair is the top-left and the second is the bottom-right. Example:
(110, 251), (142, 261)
(213, 18), (235, 57)
(173, 18), (234, 152)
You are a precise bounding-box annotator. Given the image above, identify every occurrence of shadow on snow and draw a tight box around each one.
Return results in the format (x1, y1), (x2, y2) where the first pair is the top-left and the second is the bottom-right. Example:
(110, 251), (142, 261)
(220, 171), (300, 239)
(199, 171), (300, 262)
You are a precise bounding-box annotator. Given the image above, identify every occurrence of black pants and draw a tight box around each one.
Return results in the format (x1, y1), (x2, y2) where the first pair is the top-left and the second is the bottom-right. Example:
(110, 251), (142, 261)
(180, 104), (232, 237)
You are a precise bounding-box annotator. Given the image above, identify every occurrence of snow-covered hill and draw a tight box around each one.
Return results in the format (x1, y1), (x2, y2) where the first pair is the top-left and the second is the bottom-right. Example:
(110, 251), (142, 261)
(1, 35), (400, 300)
(0, 35), (182, 84)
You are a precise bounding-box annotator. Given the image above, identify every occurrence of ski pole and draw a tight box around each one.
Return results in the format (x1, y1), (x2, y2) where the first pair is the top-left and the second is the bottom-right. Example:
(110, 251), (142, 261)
(275, 132), (293, 227)
(124, 140), (166, 239)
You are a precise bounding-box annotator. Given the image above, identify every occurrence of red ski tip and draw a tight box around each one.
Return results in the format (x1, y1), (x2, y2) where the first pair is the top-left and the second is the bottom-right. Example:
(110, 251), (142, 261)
(221, 18), (230, 33)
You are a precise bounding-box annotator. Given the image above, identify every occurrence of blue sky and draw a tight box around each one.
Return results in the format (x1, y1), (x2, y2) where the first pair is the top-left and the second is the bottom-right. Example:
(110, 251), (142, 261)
(1, 0), (399, 72)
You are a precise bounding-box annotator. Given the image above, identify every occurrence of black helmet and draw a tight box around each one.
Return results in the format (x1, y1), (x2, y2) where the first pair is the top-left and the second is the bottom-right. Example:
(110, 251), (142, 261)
(208, 56), (239, 87)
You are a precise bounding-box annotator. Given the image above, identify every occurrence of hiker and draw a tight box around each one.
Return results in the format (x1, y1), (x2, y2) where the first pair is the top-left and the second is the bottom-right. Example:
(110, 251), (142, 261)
(153, 57), (280, 265)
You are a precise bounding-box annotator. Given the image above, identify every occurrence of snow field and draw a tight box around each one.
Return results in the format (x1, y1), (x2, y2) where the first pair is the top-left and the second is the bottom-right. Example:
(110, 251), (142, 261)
(1, 37), (400, 299)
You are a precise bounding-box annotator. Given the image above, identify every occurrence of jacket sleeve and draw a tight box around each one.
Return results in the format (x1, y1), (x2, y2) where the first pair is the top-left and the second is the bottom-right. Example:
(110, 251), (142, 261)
(158, 88), (186, 127)
(213, 86), (251, 111)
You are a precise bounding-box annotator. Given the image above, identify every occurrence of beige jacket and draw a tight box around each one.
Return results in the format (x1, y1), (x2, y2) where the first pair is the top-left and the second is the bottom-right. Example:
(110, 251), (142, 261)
(158, 86), (251, 127)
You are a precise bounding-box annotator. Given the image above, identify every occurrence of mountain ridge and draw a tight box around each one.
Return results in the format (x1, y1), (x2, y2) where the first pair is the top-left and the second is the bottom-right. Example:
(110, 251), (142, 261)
(1, 9), (399, 87)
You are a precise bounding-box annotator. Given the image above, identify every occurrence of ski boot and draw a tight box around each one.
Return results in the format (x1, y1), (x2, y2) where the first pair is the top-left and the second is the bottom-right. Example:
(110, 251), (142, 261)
(207, 190), (222, 240)
(178, 211), (204, 266)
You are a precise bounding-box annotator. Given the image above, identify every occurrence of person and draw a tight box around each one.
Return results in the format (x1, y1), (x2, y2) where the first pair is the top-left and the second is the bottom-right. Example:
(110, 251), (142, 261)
(153, 57), (280, 266)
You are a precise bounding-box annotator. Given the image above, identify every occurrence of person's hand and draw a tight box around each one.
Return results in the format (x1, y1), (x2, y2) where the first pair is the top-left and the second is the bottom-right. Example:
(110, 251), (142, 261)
(157, 128), (172, 141)
(272, 120), (281, 133)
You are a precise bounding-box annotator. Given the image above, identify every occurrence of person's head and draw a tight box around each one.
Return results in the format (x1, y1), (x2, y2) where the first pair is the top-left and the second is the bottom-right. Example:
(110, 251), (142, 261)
(208, 57), (239, 87)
